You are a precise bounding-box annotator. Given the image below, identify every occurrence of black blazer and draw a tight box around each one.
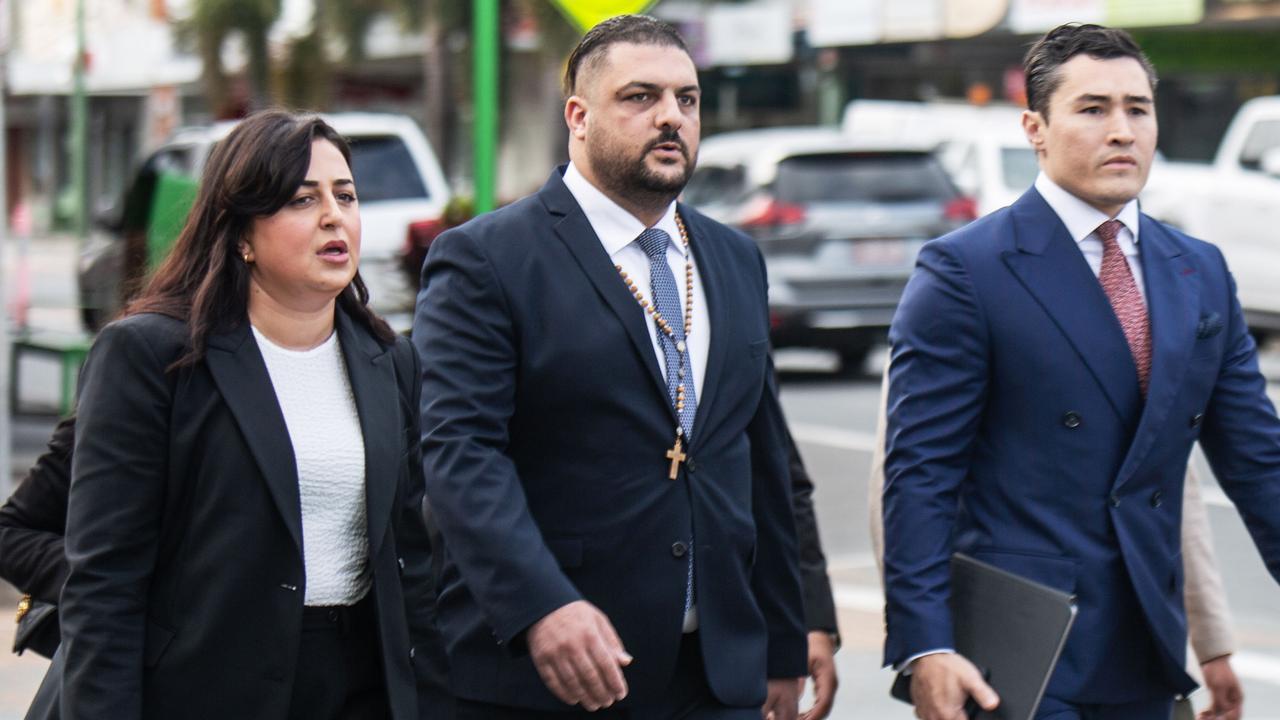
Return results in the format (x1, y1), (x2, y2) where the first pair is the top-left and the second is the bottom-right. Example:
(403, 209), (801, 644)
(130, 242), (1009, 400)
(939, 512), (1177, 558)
(414, 168), (808, 711)
(59, 309), (450, 719)
(0, 417), (74, 607)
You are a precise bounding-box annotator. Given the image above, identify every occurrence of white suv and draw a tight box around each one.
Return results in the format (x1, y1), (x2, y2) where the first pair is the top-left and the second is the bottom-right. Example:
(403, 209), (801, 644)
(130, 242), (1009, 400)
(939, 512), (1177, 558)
(79, 112), (450, 331)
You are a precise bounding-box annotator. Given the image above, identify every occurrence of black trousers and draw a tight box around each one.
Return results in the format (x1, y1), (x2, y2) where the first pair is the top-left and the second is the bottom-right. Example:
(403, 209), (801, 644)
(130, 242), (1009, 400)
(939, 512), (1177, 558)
(287, 595), (391, 720)
(456, 632), (759, 720)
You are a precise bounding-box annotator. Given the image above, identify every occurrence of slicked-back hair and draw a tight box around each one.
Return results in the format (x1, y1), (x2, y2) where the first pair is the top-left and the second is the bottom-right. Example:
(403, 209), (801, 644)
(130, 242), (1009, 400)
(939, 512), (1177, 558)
(562, 14), (690, 97)
(127, 109), (394, 367)
(1024, 23), (1157, 121)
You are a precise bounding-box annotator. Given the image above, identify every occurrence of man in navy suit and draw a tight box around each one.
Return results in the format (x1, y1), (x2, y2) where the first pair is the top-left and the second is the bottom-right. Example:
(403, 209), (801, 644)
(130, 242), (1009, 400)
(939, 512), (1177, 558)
(884, 24), (1280, 720)
(414, 15), (807, 720)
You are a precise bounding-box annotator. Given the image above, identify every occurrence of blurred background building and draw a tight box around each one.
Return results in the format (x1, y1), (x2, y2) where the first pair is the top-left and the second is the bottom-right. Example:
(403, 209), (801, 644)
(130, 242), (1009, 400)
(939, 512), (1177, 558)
(3, 0), (1280, 232)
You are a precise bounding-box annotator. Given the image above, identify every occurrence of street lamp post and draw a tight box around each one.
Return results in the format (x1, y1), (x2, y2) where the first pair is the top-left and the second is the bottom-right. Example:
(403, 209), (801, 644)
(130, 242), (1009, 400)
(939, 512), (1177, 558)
(0, 0), (12, 495)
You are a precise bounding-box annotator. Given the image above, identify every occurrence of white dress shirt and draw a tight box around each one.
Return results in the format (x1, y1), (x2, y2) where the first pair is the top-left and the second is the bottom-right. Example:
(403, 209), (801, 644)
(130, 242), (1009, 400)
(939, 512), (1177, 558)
(1035, 173), (1147, 307)
(562, 162), (710, 401)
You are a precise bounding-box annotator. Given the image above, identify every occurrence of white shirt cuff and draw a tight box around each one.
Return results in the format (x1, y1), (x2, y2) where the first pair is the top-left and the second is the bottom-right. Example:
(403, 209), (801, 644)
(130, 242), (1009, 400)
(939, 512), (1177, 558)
(897, 648), (956, 673)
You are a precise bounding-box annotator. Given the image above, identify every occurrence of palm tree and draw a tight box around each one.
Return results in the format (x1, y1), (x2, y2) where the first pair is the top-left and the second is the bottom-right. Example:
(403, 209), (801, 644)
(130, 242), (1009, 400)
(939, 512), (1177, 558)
(188, 0), (283, 117)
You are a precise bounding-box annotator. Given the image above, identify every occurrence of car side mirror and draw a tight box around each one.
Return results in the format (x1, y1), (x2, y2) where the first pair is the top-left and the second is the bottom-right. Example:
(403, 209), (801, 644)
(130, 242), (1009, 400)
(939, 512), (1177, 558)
(1260, 147), (1280, 178)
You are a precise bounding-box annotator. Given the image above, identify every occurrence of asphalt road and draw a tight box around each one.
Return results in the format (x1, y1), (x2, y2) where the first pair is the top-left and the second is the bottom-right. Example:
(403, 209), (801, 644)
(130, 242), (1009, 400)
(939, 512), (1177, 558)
(3, 237), (1280, 718)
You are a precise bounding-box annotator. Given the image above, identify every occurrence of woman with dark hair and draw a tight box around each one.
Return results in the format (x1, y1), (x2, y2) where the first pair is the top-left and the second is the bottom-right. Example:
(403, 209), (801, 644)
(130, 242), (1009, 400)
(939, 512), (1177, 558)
(56, 109), (450, 720)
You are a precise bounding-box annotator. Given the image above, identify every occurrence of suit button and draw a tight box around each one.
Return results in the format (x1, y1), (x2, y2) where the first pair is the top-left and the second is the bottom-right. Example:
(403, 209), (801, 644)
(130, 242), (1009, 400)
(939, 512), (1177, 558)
(686, 459), (698, 473)
(1150, 491), (1164, 508)
(398, 557), (406, 574)
(1062, 411), (1082, 429)
(1109, 493), (1122, 508)
(671, 541), (688, 558)
(1190, 413), (1204, 428)
(409, 647), (416, 660)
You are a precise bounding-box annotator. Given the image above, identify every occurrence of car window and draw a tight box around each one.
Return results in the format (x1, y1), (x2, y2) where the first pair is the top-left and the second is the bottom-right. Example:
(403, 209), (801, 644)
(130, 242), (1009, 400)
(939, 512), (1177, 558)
(683, 165), (749, 206)
(147, 146), (196, 176)
(774, 153), (956, 203)
(347, 135), (430, 202)
(1238, 119), (1280, 171)
(936, 141), (978, 196)
(1001, 146), (1040, 191)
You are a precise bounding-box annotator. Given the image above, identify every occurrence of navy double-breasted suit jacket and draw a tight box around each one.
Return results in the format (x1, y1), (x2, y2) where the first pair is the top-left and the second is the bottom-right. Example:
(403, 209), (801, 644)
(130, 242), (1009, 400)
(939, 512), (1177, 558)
(884, 188), (1280, 704)
(414, 168), (807, 711)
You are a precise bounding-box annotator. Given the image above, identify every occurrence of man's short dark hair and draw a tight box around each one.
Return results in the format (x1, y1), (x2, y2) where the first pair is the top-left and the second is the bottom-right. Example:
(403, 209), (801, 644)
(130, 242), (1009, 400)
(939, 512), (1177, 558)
(1023, 23), (1157, 120)
(563, 14), (690, 96)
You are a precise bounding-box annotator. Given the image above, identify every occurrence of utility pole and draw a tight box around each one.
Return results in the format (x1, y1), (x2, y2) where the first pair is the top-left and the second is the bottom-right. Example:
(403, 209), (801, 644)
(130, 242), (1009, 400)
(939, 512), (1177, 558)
(0, 0), (11, 495)
(473, 0), (498, 213)
(71, 0), (88, 239)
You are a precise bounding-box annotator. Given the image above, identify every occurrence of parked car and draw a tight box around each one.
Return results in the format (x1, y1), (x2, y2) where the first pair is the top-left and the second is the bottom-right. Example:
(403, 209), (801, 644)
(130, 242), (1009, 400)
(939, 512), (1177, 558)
(843, 99), (1034, 216)
(686, 127), (976, 370)
(80, 112), (450, 331)
(1141, 95), (1280, 342)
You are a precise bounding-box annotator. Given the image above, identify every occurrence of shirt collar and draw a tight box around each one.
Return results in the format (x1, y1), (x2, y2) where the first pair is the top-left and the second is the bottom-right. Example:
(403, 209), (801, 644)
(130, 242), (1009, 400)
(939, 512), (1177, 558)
(1034, 172), (1140, 245)
(562, 162), (680, 257)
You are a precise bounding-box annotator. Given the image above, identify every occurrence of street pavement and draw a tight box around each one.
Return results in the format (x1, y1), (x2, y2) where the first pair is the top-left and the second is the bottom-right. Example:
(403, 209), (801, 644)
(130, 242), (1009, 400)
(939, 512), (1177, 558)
(4, 235), (1280, 718)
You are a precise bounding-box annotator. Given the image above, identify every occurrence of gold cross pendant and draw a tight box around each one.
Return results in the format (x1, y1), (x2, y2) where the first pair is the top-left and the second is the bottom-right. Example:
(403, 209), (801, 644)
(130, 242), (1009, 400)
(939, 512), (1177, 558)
(666, 437), (687, 480)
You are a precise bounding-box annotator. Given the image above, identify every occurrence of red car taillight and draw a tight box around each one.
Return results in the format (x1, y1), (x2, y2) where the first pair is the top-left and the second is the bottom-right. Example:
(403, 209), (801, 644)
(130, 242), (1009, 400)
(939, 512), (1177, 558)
(943, 196), (978, 223)
(740, 197), (807, 229)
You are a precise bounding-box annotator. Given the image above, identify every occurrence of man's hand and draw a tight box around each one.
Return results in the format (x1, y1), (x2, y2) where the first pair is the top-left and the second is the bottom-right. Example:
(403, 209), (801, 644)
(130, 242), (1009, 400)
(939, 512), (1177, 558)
(527, 600), (632, 711)
(799, 631), (838, 720)
(909, 653), (999, 720)
(762, 677), (804, 720)
(1198, 655), (1243, 720)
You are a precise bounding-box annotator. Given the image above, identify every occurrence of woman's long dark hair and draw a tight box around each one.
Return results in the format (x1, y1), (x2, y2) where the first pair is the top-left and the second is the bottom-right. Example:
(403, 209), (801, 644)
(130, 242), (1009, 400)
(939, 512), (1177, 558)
(126, 109), (395, 366)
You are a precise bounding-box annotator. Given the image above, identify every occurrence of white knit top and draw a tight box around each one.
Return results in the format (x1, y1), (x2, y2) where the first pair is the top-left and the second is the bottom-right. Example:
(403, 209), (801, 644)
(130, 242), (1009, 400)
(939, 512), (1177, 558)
(252, 326), (371, 606)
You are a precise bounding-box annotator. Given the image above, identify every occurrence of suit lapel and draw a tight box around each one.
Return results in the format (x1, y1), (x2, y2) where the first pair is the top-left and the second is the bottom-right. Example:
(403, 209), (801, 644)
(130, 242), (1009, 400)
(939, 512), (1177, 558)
(682, 206), (728, 449)
(539, 170), (679, 424)
(1002, 189), (1143, 423)
(334, 310), (398, 556)
(205, 322), (304, 554)
(1113, 217), (1200, 490)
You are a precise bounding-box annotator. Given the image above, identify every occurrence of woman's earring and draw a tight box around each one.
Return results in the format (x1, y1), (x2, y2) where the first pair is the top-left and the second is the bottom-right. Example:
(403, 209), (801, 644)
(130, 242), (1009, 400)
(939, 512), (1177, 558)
(243, 252), (252, 263)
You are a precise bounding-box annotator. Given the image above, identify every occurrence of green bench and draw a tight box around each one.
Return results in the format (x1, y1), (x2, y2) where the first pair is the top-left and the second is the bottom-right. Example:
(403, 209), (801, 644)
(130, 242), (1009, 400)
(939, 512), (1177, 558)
(10, 330), (93, 416)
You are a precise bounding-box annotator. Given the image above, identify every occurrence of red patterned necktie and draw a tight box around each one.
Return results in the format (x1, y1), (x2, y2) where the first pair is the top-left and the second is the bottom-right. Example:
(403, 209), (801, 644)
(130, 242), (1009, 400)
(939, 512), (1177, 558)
(1097, 219), (1151, 396)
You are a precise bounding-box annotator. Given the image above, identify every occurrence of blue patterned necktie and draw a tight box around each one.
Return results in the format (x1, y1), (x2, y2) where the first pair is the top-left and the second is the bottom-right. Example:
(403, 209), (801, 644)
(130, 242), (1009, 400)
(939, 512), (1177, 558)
(635, 228), (698, 439)
(635, 226), (697, 619)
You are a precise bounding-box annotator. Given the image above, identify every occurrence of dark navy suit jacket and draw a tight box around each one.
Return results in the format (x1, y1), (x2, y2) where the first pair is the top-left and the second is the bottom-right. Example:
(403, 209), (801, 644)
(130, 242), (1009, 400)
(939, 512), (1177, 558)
(884, 188), (1280, 704)
(414, 168), (807, 710)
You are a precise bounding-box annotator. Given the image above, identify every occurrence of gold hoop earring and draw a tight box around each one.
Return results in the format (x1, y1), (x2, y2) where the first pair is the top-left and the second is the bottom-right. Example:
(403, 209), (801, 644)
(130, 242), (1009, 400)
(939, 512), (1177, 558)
(243, 253), (251, 263)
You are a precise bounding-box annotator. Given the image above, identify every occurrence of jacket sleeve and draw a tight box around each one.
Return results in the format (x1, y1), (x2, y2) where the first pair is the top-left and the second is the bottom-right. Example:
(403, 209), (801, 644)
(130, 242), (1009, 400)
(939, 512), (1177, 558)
(781, 408), (838, 636)
(749, 357), (809, 679)
(1198, 257), (1280, 587)
(390, 337), (455, 718)
(882, 239), (990, 668)
(868, 359), (890, 582)
(0, 416), (75, 604)
(61, 320), (172, 719)
(414, 228), (581, 646)
(1180, 463), (1235, 663)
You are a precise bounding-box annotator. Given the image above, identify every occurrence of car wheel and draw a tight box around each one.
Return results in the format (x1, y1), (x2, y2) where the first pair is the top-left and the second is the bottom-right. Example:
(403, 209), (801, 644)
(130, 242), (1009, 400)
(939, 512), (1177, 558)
(838, 346), (872, 377)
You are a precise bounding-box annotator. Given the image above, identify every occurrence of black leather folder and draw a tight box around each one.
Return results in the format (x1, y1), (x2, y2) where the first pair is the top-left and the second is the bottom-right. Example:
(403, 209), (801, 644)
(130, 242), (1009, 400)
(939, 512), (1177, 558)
(949, 552), (1077, 720)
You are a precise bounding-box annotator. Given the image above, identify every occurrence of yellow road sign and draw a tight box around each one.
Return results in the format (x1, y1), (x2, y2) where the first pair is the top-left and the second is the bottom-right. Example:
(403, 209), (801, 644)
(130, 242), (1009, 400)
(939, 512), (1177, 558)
(547, 0), (660, 33)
